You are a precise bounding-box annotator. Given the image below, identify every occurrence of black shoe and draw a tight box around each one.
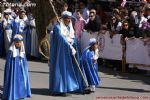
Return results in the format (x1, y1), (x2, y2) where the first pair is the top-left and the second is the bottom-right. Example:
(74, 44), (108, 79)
(60, 93), (69, 97)
(83, 88), (91, 94)
(50, 93), (69, 97)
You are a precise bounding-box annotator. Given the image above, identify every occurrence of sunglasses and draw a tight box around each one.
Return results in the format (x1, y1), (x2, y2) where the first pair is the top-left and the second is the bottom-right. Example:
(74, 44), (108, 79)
(90, 11), (95, 14)
(112, 18), (116, 20)
(89, 15), (94, 18)
(123, 24), (128, 26)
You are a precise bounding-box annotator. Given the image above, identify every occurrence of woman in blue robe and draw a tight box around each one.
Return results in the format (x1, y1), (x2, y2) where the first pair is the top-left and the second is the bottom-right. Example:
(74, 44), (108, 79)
(3, 12), (14, 53)
(3, 34), (31, 100)
(25, 13), (34, 56)
(80, 38), (100, 92)
(49, 11), (87, 95)
(12, 10), (28, 54)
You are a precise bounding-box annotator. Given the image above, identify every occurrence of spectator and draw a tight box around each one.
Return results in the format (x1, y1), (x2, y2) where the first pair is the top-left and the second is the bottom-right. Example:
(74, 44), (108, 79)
(135, 7), (147, 28)
(119, 20), (135, 38)
(84, 9), (101, 32)
(74, 9), (86, 40)
(79, 1), (89, 22)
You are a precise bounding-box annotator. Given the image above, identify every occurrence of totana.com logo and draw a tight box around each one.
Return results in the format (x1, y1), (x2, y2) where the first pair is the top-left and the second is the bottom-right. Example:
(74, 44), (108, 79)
(0, 1), (36, 7)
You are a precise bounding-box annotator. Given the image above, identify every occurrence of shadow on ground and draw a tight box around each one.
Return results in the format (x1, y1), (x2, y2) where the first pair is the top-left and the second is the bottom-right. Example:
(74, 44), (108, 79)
(29, 70), (49, 74)
(31, 88), (50, 96)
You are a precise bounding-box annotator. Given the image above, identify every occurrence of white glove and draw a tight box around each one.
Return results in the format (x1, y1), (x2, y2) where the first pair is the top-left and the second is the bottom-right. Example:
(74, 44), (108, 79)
(7, 19), (11, 24)
(71, 47), (76, 55)
(94, 49), (99, 60)
(70, 45), (76, 55)
(67, 37), (74, 45)
(93, 49), (99, 63)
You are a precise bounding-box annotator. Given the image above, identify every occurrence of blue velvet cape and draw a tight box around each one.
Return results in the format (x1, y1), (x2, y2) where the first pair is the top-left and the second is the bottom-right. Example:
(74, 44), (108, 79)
(49, 23), (86, 93)
(80, 48), (100, 86)
(3, 49), (31, 100)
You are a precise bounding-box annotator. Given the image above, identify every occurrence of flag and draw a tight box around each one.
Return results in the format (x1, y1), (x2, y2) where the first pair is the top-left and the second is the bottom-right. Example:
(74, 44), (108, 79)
(121, 0), (126, 7)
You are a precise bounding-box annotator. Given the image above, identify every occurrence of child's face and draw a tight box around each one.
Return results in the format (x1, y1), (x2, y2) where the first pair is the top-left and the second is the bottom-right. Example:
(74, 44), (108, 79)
(20, 12), (26, 19)
(4, 14), (9, 19)
(91, 44), (98, 50)
(64, 17), (71, 25)
(15, 41), (22, 48)
(123, 23), (129, 29)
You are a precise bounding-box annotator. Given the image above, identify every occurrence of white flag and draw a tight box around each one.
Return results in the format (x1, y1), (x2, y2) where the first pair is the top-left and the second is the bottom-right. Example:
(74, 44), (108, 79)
(121, 0), (127, 7)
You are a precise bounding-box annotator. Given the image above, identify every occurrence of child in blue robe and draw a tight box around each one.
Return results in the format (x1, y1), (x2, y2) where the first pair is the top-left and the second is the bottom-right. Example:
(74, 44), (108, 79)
(3, 34), (31, 100)
(80, 38), (100, 92)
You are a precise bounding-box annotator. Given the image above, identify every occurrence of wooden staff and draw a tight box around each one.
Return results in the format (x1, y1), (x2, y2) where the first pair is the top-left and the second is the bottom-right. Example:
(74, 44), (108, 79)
(72, 55), (89, 87)
(49, 0), (60, 22)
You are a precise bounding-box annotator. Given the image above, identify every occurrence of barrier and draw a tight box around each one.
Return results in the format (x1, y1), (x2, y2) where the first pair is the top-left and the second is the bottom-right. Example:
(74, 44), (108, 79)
(95, 31), (150, 71)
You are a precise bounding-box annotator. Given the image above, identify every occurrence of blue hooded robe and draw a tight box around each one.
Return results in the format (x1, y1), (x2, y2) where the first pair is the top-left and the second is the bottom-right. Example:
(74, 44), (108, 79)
(25, 15), (35, 56)
(3, 49), (31, 100)
(49, 23), (86, 93)
(80, 48), (100, 86)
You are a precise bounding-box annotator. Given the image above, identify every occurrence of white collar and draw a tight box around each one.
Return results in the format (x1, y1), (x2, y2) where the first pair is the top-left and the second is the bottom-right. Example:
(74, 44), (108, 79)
(9, 42), (25, 58)
(60, 19), (75, 38)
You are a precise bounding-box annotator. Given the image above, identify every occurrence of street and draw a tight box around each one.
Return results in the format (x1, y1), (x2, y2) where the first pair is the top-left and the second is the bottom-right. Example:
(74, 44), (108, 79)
(0, 58), (150, 100)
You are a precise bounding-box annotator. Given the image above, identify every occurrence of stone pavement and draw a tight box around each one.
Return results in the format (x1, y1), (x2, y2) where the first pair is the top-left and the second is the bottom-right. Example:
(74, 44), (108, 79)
(0, 58), (150, 100)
